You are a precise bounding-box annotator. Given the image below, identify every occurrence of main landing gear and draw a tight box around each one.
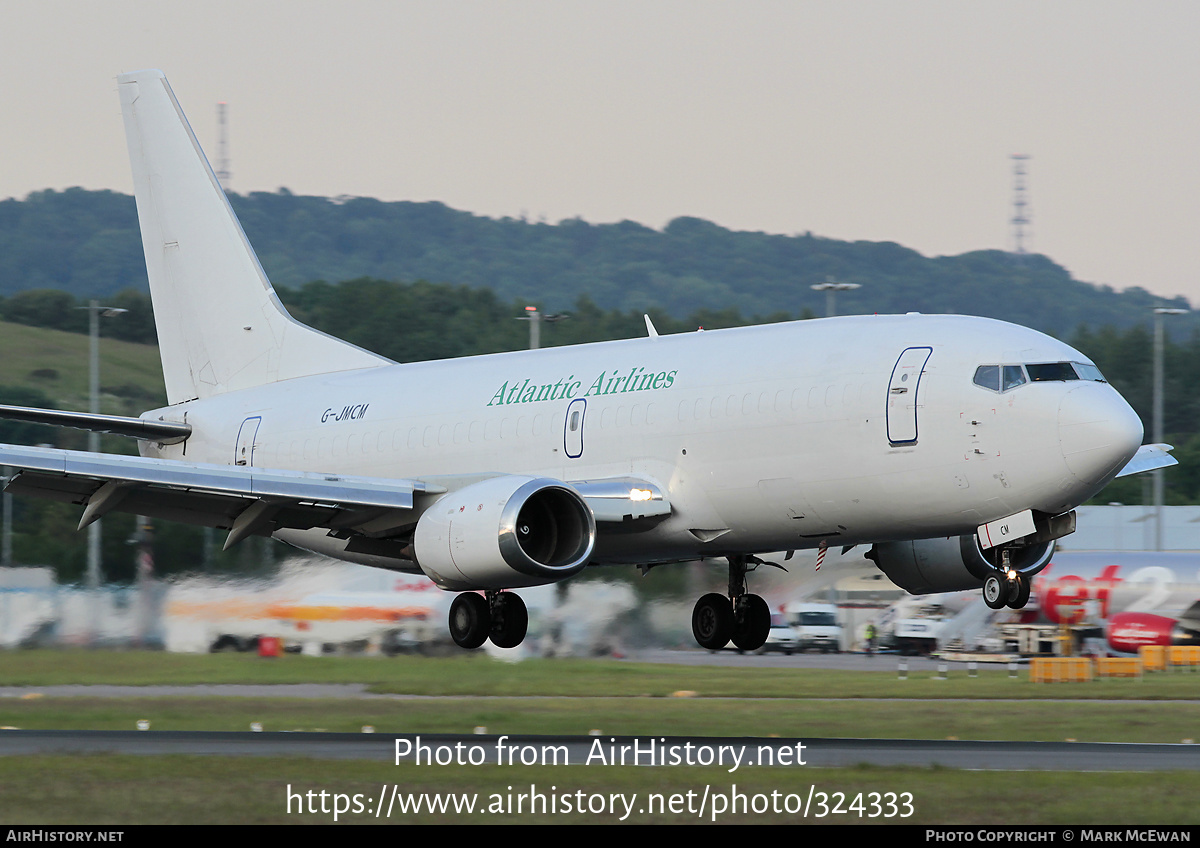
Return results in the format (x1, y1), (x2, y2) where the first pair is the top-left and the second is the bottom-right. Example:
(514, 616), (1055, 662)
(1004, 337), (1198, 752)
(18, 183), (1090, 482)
(692, 555), (772, 652)
(449, 590), (529, 649)
(981, 548), (1032, 611)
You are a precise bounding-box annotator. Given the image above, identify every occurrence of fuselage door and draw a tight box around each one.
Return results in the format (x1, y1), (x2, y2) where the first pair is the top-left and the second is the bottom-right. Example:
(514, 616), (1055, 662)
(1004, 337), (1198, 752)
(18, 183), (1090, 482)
(564, 398), (586, 459)
(886, 347), (932, 446)
(235, 416), (261, 466)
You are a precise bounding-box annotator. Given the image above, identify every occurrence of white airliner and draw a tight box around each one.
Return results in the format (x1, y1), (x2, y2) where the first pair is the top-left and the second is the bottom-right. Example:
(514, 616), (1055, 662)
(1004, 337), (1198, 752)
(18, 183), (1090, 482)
(0, 70), (1176, 652)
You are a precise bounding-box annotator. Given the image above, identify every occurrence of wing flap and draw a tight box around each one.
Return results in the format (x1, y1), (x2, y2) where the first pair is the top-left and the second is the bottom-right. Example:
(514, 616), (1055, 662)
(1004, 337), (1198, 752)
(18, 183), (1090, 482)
(1, 444), (417, 508)
(1, 444), (423, 545)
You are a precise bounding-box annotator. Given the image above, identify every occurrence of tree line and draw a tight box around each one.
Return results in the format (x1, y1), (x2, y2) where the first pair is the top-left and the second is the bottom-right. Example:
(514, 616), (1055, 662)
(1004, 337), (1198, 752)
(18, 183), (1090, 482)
(2, 276), (1200, 582)
(2, 187), (1194, 339)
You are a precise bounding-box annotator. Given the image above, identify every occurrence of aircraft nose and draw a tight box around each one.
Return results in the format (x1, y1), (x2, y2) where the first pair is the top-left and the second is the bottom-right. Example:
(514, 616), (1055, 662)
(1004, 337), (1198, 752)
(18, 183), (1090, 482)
(1058, 384), (1143, 486)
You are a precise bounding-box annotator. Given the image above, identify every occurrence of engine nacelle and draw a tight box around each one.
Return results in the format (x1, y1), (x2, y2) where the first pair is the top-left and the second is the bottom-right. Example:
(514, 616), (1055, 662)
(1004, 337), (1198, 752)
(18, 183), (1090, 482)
(867, 535), (1054, 595)
(1107, 612), (1200, 653)
(413, 476), (596, 591)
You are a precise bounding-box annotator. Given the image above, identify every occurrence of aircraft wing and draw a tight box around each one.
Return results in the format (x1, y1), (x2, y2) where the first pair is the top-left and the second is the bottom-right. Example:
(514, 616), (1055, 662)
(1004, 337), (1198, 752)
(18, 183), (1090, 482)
(0, 444), (671, 551)
(0, 443), (431, 550)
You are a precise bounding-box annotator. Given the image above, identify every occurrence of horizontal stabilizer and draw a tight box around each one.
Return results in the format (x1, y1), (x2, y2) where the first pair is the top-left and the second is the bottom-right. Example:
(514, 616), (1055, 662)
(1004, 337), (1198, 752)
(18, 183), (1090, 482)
(1114, 443), (1177, 478)
(0, 404), (191, 443)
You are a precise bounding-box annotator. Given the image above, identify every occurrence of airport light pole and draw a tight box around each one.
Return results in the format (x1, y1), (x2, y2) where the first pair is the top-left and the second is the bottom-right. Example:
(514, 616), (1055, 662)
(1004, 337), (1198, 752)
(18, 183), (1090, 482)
(1, 466), (10, 568)
(517, 306), (567, 350)
(811, 280), (861, 317)
(1152, 306), (1187, 550)
(78, 301), (128, 593)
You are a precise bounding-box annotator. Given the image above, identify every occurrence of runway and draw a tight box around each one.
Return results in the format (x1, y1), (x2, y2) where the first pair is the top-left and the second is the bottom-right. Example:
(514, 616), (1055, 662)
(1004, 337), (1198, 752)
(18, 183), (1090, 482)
(2, 729), (1198, 771)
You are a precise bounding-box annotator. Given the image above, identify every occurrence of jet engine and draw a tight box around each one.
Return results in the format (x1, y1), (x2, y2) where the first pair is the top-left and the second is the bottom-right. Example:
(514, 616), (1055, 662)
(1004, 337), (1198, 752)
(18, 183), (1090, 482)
(866, 535), (1054, 595)
(413, 476), (596, 591)
(1107, 612), (1200, 653)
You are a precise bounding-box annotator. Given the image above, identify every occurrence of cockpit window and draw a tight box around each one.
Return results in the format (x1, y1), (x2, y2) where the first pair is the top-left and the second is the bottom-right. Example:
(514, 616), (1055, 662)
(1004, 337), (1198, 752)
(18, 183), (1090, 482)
(1073, 362), (1107, 382)
(1027, 362), (1079, 382)
(972, 365), (1000, 391)
(974, 360), (1107, 393)
(1002, 365), (1027, 391)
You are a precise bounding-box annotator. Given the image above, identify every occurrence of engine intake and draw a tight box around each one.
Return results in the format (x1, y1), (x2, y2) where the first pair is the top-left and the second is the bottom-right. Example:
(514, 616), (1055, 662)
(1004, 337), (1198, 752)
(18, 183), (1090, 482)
(413, 476), (596, 590)
(867, 535), (1054, 595)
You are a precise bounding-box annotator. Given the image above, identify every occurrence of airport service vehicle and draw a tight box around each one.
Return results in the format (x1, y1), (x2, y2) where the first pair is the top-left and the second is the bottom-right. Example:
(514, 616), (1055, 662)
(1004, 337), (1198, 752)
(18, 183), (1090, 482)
(891, 604), (948, 656)
(785, 602), (843, 652)
(756, 614), (800, 655)
(0, 70), (1175, 653)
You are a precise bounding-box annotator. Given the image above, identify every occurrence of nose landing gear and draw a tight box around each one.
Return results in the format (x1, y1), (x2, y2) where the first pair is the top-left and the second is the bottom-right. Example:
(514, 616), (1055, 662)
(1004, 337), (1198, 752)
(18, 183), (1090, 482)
(982, 548), (1032, 611)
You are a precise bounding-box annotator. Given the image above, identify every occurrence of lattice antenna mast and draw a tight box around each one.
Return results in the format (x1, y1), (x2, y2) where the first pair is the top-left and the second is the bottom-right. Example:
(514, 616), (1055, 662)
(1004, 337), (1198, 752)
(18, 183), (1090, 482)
(1010, 154), (1031, 256)
(216, 101), (231, 191)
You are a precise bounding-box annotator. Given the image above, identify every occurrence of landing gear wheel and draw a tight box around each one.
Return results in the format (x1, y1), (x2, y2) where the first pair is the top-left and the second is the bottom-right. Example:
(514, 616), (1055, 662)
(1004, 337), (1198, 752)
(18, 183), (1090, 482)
(731, 594), (771, 651)
(489, 592), (529, 649)
(983, 574), (1008, 610)
(449, 593), (491, 649)
(1007, 574), (1031, 609)
(692, 593), (734, 650)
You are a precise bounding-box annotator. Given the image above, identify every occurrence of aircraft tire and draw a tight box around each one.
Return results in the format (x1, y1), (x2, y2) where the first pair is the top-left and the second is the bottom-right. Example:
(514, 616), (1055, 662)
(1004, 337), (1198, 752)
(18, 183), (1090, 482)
(1007, 575), (1031, 609)
(982, 574), (1008, 610)
(692, 593), (734, 650)
(449, 593), (491, 649)
(490, 593), (529, 649)
(731, 594), (771, 651)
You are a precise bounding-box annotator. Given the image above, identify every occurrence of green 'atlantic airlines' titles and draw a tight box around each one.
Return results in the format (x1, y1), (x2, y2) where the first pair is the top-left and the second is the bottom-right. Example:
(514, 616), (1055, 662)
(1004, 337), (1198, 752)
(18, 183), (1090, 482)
(487, 367), (678, 407)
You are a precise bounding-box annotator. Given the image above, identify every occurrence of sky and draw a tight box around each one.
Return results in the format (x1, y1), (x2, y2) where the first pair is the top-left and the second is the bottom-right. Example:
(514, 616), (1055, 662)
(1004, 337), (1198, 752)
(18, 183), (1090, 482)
(2, 1), (1198, 305)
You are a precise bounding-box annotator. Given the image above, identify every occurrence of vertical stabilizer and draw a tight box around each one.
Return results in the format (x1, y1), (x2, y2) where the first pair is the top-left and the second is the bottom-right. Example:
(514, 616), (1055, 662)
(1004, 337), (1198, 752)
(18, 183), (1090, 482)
(118, 70), (390, 405)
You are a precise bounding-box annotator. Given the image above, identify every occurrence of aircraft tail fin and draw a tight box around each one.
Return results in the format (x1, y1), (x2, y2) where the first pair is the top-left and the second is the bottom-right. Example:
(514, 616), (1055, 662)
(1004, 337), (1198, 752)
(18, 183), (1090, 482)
(117, 70), (390, 405)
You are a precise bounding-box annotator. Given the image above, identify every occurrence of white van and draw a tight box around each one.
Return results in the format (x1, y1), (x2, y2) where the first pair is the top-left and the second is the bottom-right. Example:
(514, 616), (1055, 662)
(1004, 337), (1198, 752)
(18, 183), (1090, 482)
(785, 603), (843, 653)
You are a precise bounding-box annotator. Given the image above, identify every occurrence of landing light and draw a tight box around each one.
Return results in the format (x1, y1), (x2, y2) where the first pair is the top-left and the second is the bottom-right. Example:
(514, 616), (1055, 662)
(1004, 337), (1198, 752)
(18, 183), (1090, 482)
(630, 488), (653, 502)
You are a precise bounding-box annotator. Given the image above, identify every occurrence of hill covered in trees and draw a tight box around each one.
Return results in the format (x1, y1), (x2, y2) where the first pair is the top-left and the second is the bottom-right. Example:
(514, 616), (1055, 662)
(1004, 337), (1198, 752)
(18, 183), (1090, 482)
(0, 187), (1191, 338)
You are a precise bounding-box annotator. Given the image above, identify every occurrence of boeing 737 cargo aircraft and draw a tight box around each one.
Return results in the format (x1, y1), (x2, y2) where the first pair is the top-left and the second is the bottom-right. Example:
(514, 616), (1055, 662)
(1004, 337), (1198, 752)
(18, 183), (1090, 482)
(0, 71), (1176, 652)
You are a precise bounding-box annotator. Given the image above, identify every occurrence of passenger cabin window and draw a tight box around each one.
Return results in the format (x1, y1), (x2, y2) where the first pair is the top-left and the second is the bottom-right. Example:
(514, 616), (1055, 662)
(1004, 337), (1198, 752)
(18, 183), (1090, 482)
(973, 361), (1107, 394)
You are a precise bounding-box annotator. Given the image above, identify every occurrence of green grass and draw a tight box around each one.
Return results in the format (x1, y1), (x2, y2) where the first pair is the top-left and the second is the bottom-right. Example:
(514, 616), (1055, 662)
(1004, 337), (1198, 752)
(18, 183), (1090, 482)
(0, 756), (1196, 825)
(0, 320), (164, 413)
(1, 650), (1199, 824)
(0, 696), (1199, 743)
(1, 649), (1197, 700)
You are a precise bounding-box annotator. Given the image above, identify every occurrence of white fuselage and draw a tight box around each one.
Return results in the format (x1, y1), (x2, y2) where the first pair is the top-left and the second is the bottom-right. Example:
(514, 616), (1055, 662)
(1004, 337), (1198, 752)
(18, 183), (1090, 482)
(140, 313), (1142, 570)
